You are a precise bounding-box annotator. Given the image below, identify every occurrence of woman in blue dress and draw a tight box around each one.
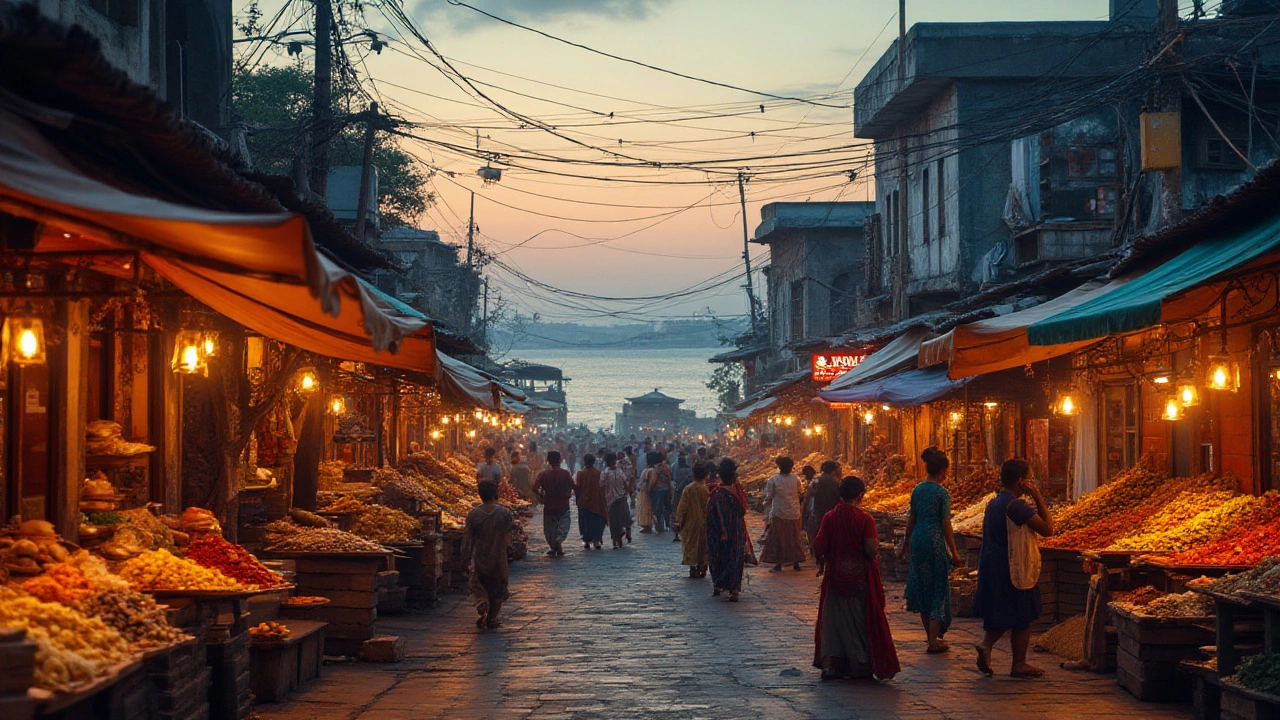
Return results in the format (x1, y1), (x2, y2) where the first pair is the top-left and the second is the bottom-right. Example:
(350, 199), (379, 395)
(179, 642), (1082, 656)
(973, 458), (1054, 678)
(899, 446), (962, 654)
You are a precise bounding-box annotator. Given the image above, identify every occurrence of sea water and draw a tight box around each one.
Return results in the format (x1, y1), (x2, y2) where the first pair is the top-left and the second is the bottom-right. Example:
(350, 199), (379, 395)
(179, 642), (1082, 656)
(508, 347), (721, 431)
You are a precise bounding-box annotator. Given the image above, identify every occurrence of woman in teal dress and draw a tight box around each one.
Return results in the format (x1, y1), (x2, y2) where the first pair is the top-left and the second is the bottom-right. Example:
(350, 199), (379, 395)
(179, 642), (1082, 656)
(899, 447), (963, 654)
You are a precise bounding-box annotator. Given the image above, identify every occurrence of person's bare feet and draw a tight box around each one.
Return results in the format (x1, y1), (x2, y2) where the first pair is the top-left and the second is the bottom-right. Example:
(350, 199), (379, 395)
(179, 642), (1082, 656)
(974, 644), (994, 675)
(927, 640), (950, 654)
(1010, 664), (1045, 678)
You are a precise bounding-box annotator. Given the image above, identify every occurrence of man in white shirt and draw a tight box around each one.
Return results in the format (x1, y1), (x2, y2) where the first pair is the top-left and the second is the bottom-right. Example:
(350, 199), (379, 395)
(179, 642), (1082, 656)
(761, 456), (807, 572)
(476, 447), (504, 486)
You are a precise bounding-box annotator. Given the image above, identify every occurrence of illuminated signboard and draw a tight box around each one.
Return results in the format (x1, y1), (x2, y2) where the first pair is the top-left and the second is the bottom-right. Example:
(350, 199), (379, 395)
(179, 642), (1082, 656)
(811, 352), (867, 383)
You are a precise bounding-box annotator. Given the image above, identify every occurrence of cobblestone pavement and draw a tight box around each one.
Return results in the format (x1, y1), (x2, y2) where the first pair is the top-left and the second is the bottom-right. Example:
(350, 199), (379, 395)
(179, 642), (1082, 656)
(259, 508), (1191, 720)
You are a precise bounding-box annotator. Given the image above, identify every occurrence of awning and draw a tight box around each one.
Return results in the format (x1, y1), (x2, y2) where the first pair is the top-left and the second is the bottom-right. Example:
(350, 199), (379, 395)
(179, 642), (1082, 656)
(920, 280), (1121, 379)
(823, 326), (935, 391)
(525, 398), (564, 411)
(819, 366), (972, 406)
(731, 396), (777, 419)
(502, 398), (532, 414)
(0, 106), (323, 290)
(436, 351), (504, 411)
(146, 254), (436, 374)
(1028, 213), (1280, 346)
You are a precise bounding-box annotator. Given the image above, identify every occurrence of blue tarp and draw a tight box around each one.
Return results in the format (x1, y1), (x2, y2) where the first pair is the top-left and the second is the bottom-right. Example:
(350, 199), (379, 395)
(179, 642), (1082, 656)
(1027, 213), (1280, 346)
(818, 365), (972, 406)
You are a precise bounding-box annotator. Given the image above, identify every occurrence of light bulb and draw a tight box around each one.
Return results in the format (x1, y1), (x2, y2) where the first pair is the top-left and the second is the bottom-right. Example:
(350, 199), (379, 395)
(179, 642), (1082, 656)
(17, 329), (38, 359)
(181, 344), (201, 372)
(863, 411), (874, 424)
(1162, 396), (1183, 421)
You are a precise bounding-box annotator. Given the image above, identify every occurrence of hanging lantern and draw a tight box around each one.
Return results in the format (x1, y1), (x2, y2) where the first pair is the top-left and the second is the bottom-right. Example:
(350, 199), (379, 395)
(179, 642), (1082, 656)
(200, 331), (219, 358)
(474, 410), (484, 420)
(1053, 391), (1077, 417)
(330, 395), (347, 415)
(803, 428), (813, 437)
(813, 425), (824, 435)
(5, 316), (46, 366)
(441, 415), (451, 425)
(467, 429), (477, 438)
(784, 416), (794, 426)
(949, 411), (962, 426)
(1205, 355), (1239, 392)
(297, 367), (319, 394)
(171, 330), (206, 374)
(862, 410), (874, 425)
(430, 430), (442, 440)
(1161, 395), (1184, 421)
(1176, 381), (1201, 407)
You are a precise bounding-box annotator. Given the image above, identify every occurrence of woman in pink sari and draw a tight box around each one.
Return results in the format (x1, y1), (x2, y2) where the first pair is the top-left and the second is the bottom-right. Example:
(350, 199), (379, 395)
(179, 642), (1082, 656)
(813, 476), (900, 681)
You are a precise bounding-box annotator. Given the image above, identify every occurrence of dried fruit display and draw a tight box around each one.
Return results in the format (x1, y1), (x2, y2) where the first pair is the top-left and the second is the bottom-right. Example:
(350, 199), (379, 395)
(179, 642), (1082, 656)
(1053, 458), (1167, 533)
(1113, 591), (1213, 618)
(319, 460), (347, 490)
(1170, 496), (1280, 566)
(1118, 586), (1165, 606)
(185, 536), (286, 588)
(288, 508), (332, 528)
(22, 564), (94, 604)
(947, 467), (999, 511)
(67, 550), (130, 592)
(118, 548), (243, 592)
(952, 493), (995, 535)
(263, 520), (388, 553)
(75, 589), (189, 649)
(319, 495), (368, 514)
(0, 524), (71, 575)
(351, 505), (421, 543)
(1208, 557), (1280, 596)
(249, 621), (291, 641)
(0, 588), (132, 690)
(1108, 494), (1258, 552)
(283, 596), (328, 606)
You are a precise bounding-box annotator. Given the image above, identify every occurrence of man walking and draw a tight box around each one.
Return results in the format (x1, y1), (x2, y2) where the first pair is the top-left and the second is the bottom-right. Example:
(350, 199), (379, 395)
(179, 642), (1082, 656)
(509, 451), (534, 503)
(476, 447), (504, 486)
(532, 450), (575, 557)
(461, 482), (514, 629)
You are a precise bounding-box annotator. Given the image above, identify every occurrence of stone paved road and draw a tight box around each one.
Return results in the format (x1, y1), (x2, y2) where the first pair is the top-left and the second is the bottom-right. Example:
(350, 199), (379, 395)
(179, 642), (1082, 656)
(259, 509), (1191, 720)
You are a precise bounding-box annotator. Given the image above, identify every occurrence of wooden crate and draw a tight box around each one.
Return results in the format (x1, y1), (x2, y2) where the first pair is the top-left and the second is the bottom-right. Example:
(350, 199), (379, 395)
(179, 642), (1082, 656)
(1111, 605), (1213, 702)
(249, 621), (328, 704)
(1221, 679), (1280, 720)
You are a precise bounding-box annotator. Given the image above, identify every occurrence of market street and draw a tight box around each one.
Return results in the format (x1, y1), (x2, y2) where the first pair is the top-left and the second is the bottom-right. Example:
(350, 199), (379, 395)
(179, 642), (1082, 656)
(259, 509), (1189, 720)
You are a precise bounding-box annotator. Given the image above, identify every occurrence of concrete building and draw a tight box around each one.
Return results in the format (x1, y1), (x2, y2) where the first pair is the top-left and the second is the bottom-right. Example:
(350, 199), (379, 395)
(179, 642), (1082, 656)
(615, 390), (686, 436)
(371, 226), (482, 339)
(753, 201), (875, 379)
(853, 0), (1280, 323)
(4, 0), (233, 133)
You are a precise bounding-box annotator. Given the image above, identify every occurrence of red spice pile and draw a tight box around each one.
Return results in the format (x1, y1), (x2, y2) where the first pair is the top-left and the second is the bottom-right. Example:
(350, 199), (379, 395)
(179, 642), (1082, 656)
(186, 536), (285, 588)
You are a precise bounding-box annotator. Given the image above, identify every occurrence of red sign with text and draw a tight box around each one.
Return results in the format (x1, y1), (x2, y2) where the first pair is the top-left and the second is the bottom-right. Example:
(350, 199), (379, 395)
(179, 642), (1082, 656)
(811, 352), (866, 383)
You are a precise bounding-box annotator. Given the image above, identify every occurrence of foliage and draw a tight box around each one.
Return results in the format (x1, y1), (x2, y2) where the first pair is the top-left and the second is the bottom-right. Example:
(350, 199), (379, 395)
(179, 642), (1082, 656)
(1237, 653), (1280, 696)
(231, 62), (432, 227)
(706, 362), (743, 413)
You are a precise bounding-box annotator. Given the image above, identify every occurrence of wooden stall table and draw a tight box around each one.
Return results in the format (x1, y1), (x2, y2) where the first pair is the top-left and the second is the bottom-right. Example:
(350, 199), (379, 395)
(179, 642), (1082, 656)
(260, 550), (396, 657)
(249, 619), (328, 703)
(30, 657), (144, 720)
(1110, 603), (1215, 702)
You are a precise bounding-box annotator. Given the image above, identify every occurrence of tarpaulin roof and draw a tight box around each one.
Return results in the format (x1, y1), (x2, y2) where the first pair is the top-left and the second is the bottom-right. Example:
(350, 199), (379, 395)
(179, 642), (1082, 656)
(1028, 212), (1280, 346)
(436, 351), (505, 411)
(731, 396), (777, 419)
(0, 106), (324, 289)
(920, 280), (1120, 379)
(819, 366), (972, 406)
(823, 326), (936, 391)
(147, 254), (436, 373)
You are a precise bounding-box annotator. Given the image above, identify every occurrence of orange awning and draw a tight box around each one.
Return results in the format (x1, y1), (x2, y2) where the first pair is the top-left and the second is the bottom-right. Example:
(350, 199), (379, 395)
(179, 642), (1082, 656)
(0, 106), (322, 289)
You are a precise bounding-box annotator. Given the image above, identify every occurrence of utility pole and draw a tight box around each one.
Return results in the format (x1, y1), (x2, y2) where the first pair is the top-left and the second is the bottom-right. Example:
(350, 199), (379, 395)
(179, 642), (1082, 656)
(894, 0), (910, 320)
(354, 101), (379, 241)
(1155, 0), (1183, 228)
(310, 0), (333, 197)
(737, 171), (762, 337)
(465, 191), (476, 267)
(481, 277), (490, 345)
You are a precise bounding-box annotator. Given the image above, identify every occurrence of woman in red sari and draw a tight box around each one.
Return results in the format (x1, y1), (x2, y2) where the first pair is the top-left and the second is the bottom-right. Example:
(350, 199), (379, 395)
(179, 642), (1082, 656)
(813, 476), (900, 681)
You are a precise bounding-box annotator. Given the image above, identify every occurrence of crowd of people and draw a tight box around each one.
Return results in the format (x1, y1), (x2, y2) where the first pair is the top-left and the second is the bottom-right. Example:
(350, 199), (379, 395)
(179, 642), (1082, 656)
(462, 432), (1057, 683)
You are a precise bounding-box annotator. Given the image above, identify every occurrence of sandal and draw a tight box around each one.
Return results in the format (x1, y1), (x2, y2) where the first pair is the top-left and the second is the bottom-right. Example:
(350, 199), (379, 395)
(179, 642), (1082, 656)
(974, 644), (994, 676)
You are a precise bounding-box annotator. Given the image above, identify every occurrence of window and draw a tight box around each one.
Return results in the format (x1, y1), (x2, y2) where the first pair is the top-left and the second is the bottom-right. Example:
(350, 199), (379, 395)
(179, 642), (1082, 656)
(830, 270), (861, 335)
(936, 158), (947, 238)
(789, 280), (804, 342)
(1198, 136), (1247, 170)
(1067, 144), (1118, 179)
(921, 167), (931, 244)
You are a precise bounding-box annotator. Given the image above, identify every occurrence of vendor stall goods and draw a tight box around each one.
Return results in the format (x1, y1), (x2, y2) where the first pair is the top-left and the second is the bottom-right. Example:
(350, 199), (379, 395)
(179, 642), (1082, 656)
(75, 588), (190, 648)
(351, 506), (421, 543)
(952, 493), (995, 534)
(1170, 497), (1280, 566)
(946, 466), (999, 511)
(117, 548), (243, 591)
(319, 496), (368, 514)
(1235, 653), (1280, 696)
(262, 520), (388, 553)
(1199, 557), (1280, 596)
(0, 588), (132, 690)
(185, 536), (287, 588)
(249, 622), (290, 642)
(1107, 491), (1258, 553)
(1112, 591), (1214, 618)
(288, 508), (333, 528)
(319, 461), (346, 490)
(22, 564), (94, 604)
(1034, 615), (1086, 661)
(1053, 460), (1167, 534)
(1, 520), (71, 575)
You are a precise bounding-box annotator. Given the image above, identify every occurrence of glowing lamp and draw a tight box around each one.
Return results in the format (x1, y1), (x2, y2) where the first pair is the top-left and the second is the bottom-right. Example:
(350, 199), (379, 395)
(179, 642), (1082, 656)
(298, 368), (319, 393)
(1151, 375), (1170, 385)
(5, 316), (46, 366)
(1162, 395), (1184, 421)
(784, 416), (794, 426)
(467, 429), (477, 438)
(1205, 356), (1239, 392)
(1053, 392), (1077, 417)
(813, 425), (824, 435)
(171, 330), (206, 374)
(430, 430), (442, 440)
(201, 331), (219, 358)
(803, 428), (813, 437)
(862, 411), (874, 424)
(1176, 381), (1201, 407)
(475, 410), (484, 419)
(983, 401), (999, 409)
(330, 396), (347, 415)
(949, 411), (962, 427)
(441, 415), (451, 425)
(881, 405), (890, 411)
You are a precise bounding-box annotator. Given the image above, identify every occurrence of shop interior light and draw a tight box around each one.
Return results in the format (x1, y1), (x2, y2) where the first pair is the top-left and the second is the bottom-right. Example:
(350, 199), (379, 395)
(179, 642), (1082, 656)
(813, 425), (824, 435)
(475, 410), (484, 419)
(1162, 395), (1184, 421)
(1176, 381), (1201, 407)
(330, 396), (347, 415)
(880, 405), (890, 411)
(171, 330), (206, 374)
(430, 429), (442, 440)
(297, 368), (319, 393)
(983, 401), (999, 408)
(862, 411), (875, 424)
(1205, 355), (1240, 392)
(201, 331), (219, 358)
(5, 316), (46, 366)
(784, 416), (794, 426)
(949, 411), (962, 426)
(441, 415), (451, 425)
(803, 428), (813, 437)
(467, 429), (477, 438)
(1053, 391), (1077, 417)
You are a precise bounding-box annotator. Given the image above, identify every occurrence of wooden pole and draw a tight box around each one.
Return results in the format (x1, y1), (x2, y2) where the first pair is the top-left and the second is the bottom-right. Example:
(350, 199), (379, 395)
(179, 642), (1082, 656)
(354, 102), (379, 240)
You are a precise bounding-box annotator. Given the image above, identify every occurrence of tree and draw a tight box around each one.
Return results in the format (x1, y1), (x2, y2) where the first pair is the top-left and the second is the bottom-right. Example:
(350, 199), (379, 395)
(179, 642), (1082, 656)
(706, 363), (744, 413)
(232, 62), (432, 227)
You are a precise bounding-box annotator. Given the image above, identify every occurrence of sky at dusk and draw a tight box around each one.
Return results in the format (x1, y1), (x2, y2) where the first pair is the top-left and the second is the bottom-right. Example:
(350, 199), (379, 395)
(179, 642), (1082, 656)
(239, 0), (1112, 324)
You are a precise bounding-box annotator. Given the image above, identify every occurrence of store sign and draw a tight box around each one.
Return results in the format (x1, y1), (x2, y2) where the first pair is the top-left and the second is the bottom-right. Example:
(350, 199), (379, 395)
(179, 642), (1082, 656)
(826, 402), (855, 410)
(811, 352), (866, 383)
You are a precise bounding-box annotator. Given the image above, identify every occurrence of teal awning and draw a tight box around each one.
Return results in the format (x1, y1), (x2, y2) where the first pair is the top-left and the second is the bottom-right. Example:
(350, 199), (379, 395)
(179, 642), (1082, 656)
(1027, 213), (1280, 346)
